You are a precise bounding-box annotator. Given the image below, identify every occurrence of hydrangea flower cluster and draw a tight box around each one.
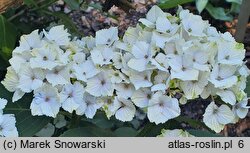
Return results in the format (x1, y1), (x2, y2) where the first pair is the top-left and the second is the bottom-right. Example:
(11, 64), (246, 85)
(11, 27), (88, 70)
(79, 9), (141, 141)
(1, 5), (250, 134)
(0, 98), (18, 137)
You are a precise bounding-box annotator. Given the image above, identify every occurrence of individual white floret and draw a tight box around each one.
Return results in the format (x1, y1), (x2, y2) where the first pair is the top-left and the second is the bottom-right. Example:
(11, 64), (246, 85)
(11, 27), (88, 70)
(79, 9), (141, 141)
(0, 114), (18, 137)
(129, 70), (153, 90)
(18, 65), (45, 93)
(203, 102), (234, 133)
(95, 27), (118, 46)
(60, 82), (85, 113)
(180, 72), (209, 99)
(73, 60), (100, 82)
(1, 67), (25, 102)
(82, 93), (102, 118)
(216, 90), (236, 105)
(30, 44), (59, 70)
(110, 97), (136, 122)
(151, 71), (171, 92)
(139, 5), (165, 28)
(209, 64), (238, 88)
(9, 52), (32, 73)
(168, 54), (199, 81)
(46, 66), (70, 86)
(30, 84), (61, 118)
(43, 25), (70, 46)
(217, 41), (245, 65)
(128, 41), (152, 72)
(0, 98), (8, 114)
(114, 83), (135, 99)
(232, 97), (250, 122)
(91, 45), (114, 66)
(86, 72), (114, 97)
(147, 92), (181, 124)
(131, 87), (152, 108)
(13, 30), (42, 54)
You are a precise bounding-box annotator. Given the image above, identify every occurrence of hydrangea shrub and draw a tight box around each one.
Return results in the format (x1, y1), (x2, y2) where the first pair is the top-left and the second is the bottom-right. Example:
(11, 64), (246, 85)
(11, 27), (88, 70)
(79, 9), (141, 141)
(1, 5), (249, 137)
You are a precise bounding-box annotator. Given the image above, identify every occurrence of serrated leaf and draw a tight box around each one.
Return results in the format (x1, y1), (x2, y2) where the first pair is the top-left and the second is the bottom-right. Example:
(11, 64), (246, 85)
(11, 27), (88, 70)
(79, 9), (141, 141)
(114, 127), (138, 137)
(158, 0), (195, 9)
(0, 15), (17, 61)
(196, 0), (208, 13)
(206, 3), (233, 21)
(0, 84), (51, 136)
(60, 127), (115, 137)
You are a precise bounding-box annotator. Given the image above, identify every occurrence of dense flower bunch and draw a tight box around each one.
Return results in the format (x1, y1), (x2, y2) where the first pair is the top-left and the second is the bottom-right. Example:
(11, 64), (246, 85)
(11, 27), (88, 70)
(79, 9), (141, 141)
(1, 6), (250, 135)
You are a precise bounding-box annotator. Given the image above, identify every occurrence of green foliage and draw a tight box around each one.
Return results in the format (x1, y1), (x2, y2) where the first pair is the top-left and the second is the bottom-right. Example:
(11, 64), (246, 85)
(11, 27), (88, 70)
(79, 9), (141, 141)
(114, 127), (138, 137)
(187, 129), (222, 137)
(0, 15), (17, 61)
(60, 127), (115, 137)
(0, 84), (51, 137)
(196, 0), (208, 13)
(158, 0), (195, 9)
(206, 3), (233, 21)
(158, 0), (242, 21)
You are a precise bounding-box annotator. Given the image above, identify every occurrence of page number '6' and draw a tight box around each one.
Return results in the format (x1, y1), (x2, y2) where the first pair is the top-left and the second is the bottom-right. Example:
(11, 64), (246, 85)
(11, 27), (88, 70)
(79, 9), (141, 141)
(238, 140), (244, 148)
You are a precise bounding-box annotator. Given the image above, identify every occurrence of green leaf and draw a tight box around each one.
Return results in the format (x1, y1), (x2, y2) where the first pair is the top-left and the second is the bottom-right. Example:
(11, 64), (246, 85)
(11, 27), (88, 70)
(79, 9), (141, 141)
(226, 0), (242, 4)
(196, 0), (208, 13)
(24, 0), (38, 7)
(245, 76), (250, 95)
(137, 119), (181, 137)
(114, 127), (138, 137)
(44, 11), (82, 37)
(60, 127), (115, 137)
(0, 55), (9, 71)
(0, 84), (51, 136)
(230, 3), (241, 13)
(64, 0), (80, 10)
(158, 0), (195, 9)
(187, 129), (223, 137)
(205, 3), (233, 21)
(84, 113), (117, 129)
(175, 116), (209, 130)
(0, 15), (17, 61)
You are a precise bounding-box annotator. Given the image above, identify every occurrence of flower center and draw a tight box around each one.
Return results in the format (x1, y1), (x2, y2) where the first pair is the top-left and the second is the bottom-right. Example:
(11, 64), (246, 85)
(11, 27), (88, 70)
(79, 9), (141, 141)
(101, 80), (106, 85)
(144, 55), (149, 59)
(45, 97), (50, 102)
(43, 56), (48, 61)
(147, 94), (151, 99)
